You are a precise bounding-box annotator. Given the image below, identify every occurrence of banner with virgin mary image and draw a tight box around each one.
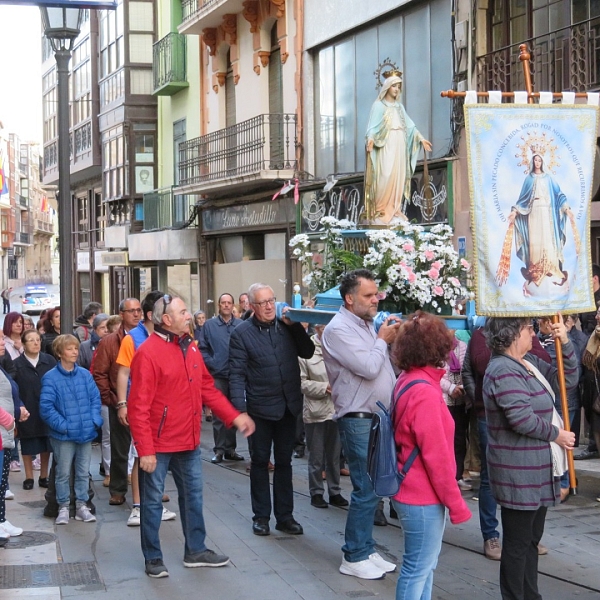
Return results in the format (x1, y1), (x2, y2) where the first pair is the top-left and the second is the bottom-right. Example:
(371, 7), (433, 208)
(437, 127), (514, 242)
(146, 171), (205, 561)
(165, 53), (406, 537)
(465, 103), (599, 316)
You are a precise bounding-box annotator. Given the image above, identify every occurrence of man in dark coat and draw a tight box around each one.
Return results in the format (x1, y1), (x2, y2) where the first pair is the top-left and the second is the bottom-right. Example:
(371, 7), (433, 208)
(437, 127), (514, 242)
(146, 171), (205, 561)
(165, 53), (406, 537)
(229, 283), (314, 537)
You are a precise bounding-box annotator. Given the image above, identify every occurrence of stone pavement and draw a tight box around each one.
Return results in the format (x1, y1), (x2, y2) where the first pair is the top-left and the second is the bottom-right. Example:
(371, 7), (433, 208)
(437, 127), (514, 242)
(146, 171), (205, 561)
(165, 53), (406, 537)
(1, 421), (600, 599)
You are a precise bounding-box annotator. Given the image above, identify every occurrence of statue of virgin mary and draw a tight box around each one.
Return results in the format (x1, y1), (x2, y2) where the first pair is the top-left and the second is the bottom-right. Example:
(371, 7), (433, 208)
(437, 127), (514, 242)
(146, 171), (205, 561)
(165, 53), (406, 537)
(364, 74), (431, 225)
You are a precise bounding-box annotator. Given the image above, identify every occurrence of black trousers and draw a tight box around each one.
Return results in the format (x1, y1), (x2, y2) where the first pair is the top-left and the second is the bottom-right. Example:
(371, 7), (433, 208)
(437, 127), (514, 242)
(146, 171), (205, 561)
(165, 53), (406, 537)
(500, 506), (547, 600)
(448, 404), (469, 480)
(108, 405), (131, 497)
(211, 378), (237, 455)
(249, 409), (296, 522)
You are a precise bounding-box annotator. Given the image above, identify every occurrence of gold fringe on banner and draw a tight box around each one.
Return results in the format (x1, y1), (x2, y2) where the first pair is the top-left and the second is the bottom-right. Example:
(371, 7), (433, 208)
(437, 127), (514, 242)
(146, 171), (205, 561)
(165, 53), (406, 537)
(495, 222), (515, 286)
(567, 211), (581, 255)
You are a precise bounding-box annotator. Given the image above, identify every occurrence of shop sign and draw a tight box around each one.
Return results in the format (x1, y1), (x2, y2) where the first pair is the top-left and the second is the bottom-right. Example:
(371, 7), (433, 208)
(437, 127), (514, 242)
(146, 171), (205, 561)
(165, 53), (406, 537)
(76, 250), (90, 272)
(102, 251), (129, 267)
(202, 198), (294, 232)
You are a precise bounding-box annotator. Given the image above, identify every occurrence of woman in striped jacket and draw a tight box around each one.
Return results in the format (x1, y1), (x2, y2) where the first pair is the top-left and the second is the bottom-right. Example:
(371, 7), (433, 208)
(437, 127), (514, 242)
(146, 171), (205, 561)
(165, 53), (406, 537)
(483, 316), (577, 600)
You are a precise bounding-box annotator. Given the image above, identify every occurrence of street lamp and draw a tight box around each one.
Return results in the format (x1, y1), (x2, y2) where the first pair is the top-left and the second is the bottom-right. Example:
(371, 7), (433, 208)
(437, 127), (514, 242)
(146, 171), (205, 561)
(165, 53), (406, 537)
(40, 6), (83, 334)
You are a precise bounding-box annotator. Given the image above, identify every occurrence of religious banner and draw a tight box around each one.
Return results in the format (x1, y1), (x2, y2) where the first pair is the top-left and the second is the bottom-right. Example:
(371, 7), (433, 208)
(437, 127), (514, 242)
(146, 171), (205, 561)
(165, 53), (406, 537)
(465, 103), (598, 316)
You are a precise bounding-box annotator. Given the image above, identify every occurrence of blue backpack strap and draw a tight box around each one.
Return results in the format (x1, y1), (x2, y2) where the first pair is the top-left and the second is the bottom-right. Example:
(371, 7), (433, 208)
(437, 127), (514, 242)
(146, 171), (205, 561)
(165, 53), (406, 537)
(393, 378), (432, 478)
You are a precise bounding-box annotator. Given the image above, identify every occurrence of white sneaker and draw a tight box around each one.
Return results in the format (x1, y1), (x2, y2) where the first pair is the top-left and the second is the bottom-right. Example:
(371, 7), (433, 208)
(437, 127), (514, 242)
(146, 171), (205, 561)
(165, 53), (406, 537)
(55, 507), (70, 525)
(161, 507), (176, 521)
(0, 520), (23, 536)
(127, 507), (141, 527)
(339, 557), (385, 580)
(9, 461), (20, 472)
(5, 489), (14, 500)
(369, 552), (396, 573)
(458, 479), (473, 491)
(75, 505), (96, 523)
(32, 457), (41, 471)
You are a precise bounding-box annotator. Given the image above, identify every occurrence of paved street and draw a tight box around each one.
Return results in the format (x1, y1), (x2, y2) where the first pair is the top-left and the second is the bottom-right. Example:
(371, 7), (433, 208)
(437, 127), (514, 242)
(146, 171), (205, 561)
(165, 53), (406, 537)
(1, 419), (600, 599)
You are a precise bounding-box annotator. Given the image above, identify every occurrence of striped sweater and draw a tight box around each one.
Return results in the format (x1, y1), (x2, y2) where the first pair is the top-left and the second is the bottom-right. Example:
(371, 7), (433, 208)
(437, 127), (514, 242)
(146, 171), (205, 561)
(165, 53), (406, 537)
(483, 342), (577, 510)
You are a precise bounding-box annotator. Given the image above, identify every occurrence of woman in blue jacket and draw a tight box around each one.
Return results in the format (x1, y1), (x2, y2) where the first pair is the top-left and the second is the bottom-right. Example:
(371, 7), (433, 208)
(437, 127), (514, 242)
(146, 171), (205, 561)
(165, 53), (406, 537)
(40, 334), (102, 526)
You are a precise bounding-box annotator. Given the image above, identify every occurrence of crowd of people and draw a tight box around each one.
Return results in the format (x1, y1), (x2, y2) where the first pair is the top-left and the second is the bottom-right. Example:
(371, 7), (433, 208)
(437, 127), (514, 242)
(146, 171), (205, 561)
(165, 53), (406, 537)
(0, 269), (594, 600)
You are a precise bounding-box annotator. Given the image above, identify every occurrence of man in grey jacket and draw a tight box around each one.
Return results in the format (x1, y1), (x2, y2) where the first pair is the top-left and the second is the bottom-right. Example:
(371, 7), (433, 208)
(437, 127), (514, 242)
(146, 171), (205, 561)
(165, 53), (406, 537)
(322, 269), (400, 581)
(200, 293), (244, 464)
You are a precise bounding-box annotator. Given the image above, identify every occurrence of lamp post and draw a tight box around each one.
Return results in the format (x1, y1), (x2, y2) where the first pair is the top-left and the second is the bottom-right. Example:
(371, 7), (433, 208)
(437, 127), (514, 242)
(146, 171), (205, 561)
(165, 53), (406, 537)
(40, 6), (83, 334)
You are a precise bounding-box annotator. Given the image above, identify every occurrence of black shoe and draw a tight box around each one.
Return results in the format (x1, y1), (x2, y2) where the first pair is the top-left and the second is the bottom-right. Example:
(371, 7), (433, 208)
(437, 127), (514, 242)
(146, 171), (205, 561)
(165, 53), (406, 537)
(252, 518), (270, 536)
(23, 479), (34, 490)
(145, 559), (169, 578)
(328, 493), (349, 507)
(205, 415), (213, 422)
(99, 464), (106, 477)
(374, 508), (388, 526)
(574, 449), (599, 460)
(211, 453), (223, 464)
(275, 518), (303, 535)
(311, 494), (328, 508)
(0, 536), (8, 547)
(38, 478), (49, 488)
(389, 503), (398, 519)
(224, 452), (244, 461)
(183, 548), (230, 568)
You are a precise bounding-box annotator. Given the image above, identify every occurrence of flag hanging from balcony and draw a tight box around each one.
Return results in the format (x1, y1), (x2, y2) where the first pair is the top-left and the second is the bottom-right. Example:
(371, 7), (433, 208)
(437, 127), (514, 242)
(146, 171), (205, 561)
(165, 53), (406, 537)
(0, 147), (8, 196)
(41, 196), (49, 213)
(465, 98), (599, 316)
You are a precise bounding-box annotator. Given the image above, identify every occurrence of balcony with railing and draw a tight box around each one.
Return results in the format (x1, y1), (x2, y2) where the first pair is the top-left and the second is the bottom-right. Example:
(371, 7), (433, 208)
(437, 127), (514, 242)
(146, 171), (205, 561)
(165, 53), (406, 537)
(142, 187), (195, 230)
(153, 33), (189, 96)
(177, 113), (297, 194)
(478, 17), (600, 93)
(179, 0), (245, 35)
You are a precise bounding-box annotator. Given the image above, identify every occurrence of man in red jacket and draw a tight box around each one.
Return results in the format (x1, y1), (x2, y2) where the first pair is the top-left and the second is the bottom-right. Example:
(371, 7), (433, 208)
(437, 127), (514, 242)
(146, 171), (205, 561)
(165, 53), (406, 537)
(128, 294), (254, 579)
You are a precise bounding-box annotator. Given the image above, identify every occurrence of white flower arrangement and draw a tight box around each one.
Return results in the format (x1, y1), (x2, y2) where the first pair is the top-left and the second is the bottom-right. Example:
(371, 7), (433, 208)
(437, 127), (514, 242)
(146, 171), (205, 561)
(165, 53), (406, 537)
(290, 217), (471, 311)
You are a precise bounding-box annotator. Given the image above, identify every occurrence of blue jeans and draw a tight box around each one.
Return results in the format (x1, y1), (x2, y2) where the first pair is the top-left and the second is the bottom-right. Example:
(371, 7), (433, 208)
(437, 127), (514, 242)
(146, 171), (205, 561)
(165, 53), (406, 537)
(139, 445), (206, 562)
(50, 439), (92, 508)
(337, 417), (379, 562)
(477, 417), (500, 541)
(391, 502), (446, 600)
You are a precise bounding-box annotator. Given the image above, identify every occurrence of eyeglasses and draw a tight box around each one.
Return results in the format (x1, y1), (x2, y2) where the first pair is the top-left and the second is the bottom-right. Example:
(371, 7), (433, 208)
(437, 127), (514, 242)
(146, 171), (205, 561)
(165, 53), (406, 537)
(253, 297), (276, 307)
(122, 308), (142, 314)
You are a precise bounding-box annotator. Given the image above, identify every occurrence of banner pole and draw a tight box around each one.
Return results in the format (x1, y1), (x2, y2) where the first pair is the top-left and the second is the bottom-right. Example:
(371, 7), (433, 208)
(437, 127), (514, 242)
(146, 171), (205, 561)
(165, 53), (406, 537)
(551, 314), (577, 495)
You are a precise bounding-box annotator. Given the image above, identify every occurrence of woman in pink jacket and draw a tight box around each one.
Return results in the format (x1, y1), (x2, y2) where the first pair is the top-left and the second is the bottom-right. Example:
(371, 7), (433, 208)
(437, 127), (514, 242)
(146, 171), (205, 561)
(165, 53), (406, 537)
(391, 311), (471, 600)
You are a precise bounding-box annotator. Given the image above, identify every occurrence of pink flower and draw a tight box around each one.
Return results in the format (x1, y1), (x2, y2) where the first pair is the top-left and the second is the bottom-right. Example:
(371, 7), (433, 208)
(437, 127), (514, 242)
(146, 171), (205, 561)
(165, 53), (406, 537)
(433, 286), (444, 296)
(407, 271), (417, 283)
(460, 258), (471, 269)
(450, 277), (461, 287)
(402, 243), (414, 252)
(428, 268), (440, 280)
(432, 260), (442, 270)
(424, 250), (435, 260)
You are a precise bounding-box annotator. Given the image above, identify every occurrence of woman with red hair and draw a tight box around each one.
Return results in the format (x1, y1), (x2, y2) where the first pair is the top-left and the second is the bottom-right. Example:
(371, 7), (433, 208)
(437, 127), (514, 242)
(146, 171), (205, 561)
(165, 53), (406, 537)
(2, 312), (25, 361)
(390, 311), (471, 600)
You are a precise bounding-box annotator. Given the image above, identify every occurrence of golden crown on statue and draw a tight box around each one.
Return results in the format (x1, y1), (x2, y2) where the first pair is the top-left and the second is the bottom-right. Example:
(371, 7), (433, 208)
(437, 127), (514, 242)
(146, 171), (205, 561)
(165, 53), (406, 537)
(374, 58), (402, 89)
(515, 131), (560, 174)
(382, 69), (403, 79)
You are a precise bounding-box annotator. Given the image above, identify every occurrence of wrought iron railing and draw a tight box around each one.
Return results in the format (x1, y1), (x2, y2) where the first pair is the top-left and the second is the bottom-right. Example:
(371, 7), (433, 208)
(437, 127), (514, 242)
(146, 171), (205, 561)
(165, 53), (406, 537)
(178, 113), (297, 186)
(34, 219), (53, 233)
(44, 142), (58, 170)
(153, 32), (187, 94)
(142, 187), (195, 230)
(478, 17), (600, 93)
(181, 0), (219, 22)
(74, 121), (92, 155)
